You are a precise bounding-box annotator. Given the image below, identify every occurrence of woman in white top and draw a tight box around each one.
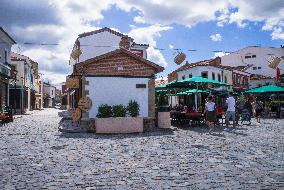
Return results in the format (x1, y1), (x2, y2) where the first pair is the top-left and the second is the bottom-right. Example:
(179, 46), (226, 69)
(203, 95), (216, 133)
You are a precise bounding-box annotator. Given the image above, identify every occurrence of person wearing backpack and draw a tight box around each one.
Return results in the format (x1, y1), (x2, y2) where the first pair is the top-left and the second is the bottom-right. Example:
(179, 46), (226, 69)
(255, 98), (264, 123)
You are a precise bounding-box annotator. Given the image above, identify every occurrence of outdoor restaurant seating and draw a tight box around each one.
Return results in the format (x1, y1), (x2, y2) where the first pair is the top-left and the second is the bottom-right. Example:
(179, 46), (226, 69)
(170, 106), (205, 126)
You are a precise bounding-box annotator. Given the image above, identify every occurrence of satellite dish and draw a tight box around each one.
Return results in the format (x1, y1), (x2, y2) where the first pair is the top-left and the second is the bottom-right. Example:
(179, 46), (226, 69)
(174, 52), (186, 65)
(268, 56), (281, 69)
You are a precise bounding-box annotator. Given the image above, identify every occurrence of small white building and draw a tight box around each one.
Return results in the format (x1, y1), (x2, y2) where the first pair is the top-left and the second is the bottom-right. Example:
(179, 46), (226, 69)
(69, 28), (164, 119)
(221, 46), (284, 78)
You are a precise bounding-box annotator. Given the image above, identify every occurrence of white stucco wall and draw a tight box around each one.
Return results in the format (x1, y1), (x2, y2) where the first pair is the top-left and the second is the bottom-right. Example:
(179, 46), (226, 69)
(177, 66), (224, 81)
(78, 31), (122, 62)
(221, 47), (284, 77)
(86, 77), (149, 118)
(71, 31), (148, 64)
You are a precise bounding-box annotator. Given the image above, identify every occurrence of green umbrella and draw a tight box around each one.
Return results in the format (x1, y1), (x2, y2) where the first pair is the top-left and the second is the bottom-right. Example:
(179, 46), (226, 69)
(166, 77), (231, 88)
(176, 91), (193, 95)
(184, 89), (210, 93)
(244, 85), (284, 94)
(155, 89), (167, 93)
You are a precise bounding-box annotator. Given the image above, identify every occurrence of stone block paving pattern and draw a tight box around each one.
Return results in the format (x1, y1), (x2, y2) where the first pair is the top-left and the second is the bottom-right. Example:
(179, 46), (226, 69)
(0, 108), (283, 189)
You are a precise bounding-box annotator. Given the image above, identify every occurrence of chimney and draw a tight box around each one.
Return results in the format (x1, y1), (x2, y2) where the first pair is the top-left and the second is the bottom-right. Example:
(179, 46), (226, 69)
(119, 36), (131, 50)
(209, 56), (221, 67)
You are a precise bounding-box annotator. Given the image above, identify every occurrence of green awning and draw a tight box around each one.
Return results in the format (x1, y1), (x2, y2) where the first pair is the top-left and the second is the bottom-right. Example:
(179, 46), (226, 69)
(244, 85), (284, 94)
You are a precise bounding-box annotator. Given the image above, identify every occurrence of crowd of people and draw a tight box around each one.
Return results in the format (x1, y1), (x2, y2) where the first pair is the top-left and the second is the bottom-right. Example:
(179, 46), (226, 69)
(171, 92), (267, 134)
(203, 92), (265, 133)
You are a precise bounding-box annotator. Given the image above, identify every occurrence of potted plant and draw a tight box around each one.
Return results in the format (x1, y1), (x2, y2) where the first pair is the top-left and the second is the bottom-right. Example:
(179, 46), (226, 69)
(95, 101), (143, 134)
(157, 93), (171, 128)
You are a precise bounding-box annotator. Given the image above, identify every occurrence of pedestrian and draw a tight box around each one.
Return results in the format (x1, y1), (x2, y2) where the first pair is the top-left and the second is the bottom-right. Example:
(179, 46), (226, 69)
(255, 98), (264, 123)
(203, 95), (216, 133)
(225, 92), (236, 129)
(241, 96), (253, 125)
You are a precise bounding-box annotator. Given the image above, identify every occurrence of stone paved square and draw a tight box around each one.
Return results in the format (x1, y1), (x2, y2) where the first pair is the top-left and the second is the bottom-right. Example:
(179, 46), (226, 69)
(0, 108), (283, 189)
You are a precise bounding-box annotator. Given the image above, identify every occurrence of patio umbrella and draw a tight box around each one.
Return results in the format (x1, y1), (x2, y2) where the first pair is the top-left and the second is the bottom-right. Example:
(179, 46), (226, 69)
(244, 85), (284, 94)
(184, 89), (210, 94)
(166, 77), (231, 89)
(167, 77), (230, 110)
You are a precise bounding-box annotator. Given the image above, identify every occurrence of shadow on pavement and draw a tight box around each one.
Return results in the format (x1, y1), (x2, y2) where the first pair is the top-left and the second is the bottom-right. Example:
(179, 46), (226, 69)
(57, 128), (175, 139)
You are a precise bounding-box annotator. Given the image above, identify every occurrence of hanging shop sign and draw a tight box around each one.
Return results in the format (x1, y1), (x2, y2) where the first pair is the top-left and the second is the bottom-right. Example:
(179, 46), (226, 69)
(174, 52), (186, 65)
(78, 97), (92, 111)
(66, 78), (80, 89)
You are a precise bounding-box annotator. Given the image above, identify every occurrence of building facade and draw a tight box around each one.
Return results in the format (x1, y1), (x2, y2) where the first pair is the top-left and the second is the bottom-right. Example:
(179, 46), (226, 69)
(10, 53), (37, 113)
(221, 46), (284, 78)
(68, 27), (164, 119)
(0, 27), (16, 110)
(43, 82), (56, 108)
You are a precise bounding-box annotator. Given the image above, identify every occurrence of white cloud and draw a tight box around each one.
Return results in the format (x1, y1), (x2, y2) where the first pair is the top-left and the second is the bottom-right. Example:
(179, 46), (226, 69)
(210, 33), (222, 42)
(271, 27), (284, 40)
(128, 24), (173, 67)
(118, 0), (284, 40)
(213, 52), (229, 58)
(169, 44), (174, 49)
(6, 0), (284, 86)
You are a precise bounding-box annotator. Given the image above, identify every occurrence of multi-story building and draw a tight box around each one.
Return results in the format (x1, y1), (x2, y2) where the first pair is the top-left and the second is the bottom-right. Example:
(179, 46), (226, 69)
(0, 27), (16, 110)
(10, 52), (37, 113)
(221, 46), (284, 78)
(43, 82), (56, 108)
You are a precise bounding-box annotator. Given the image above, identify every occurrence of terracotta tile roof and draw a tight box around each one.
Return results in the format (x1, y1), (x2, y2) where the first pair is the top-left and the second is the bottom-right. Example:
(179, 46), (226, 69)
(250, 74), (275, 80)
(76, 48), (164, 73)
(78, 27), (134, 41)
(175, 57), (221, 72)
(0, 27), (16, 44)
(11, 52), (37, 67)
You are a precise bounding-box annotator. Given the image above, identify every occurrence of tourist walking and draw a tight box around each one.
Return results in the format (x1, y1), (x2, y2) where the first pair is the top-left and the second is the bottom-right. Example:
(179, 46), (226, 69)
(225, 92), (236, 129)
(255, 98), (264, 123)
(203, 95), (216, 133)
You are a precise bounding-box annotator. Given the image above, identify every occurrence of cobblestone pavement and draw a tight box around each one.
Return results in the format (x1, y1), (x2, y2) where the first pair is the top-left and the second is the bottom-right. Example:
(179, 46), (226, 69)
(0, 108), (283, 189)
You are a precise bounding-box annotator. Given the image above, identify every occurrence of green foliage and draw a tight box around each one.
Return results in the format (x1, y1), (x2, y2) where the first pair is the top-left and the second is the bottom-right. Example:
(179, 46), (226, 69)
(112, 104), (127, 117)
(97, 104), (112, 118)
(157, 93), (170, 112)
(127, 100), (140, 117)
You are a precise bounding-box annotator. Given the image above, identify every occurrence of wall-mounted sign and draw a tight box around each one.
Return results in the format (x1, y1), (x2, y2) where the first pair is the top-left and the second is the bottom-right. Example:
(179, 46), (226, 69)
(66, 78), (80, 89)
(136, 84), (147, 88)
(78, 97), (92, 111)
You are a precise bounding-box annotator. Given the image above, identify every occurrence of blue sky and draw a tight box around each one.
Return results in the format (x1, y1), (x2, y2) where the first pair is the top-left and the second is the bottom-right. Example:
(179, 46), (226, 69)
(98, 6), (283, 77)
(1, 0), (283, 86)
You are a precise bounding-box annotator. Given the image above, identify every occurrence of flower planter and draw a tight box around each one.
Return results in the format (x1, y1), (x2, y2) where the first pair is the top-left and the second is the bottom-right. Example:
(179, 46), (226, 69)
(158, 112), (171, 128)
(95, 117), (143, 134)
